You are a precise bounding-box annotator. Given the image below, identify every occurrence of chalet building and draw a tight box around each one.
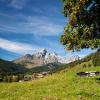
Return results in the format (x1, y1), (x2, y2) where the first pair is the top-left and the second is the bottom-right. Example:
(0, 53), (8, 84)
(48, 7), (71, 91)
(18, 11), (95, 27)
(24, 75), (33, 81)
(41, 72), (48, 76)
(36, 72), (48, 79)
(77, 71), (100, 77)
(22, 72), (48, 81)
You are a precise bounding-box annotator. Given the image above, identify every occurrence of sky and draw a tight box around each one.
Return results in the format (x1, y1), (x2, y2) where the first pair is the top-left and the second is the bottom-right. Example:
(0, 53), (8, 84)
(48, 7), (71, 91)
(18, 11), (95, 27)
(0, 0), (96, 61)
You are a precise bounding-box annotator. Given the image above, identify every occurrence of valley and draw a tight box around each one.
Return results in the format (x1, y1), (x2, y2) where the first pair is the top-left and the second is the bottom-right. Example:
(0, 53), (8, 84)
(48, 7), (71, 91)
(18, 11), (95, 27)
(0, 50), (100, 99)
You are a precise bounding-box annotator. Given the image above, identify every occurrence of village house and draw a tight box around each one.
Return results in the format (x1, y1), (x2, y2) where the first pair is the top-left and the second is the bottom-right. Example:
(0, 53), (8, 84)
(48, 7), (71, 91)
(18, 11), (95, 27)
(23, 75), (33, 81)
(77, 71), (100, 77)
(20, 72), (49, 82)
(36, 72), (48, 79)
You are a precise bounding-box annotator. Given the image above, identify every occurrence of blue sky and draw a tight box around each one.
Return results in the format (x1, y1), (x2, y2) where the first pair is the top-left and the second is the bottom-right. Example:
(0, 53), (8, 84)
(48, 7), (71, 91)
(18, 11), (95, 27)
(0, 0), (95, 61)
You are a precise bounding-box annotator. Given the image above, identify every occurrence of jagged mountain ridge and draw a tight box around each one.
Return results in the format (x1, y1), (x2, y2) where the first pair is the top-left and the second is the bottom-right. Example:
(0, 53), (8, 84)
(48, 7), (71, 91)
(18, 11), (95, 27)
(14, 49), (80, 68)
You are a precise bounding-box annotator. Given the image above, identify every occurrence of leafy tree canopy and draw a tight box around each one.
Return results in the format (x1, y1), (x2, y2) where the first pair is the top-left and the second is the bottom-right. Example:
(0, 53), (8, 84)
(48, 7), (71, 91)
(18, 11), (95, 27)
(60, 0), (100, 51)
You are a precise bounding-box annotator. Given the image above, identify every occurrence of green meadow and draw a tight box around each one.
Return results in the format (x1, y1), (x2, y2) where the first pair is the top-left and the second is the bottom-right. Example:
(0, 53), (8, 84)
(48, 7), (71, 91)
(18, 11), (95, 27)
(0, 64), (100, 100)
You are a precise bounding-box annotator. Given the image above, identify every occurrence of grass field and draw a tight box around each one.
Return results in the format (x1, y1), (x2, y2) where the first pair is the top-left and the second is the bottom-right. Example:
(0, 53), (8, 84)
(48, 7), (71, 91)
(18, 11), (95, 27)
(0, 64), (100, 100)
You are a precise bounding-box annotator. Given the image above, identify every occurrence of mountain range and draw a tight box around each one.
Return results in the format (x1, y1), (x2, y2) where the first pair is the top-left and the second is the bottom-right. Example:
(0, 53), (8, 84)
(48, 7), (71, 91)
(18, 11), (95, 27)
(0, 49), (99, 75)
(14, 49), (80, 69)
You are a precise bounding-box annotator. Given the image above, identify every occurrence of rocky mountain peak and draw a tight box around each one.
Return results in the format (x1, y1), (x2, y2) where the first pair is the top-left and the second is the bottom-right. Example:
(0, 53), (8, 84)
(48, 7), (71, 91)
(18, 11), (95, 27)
(40, 48), (47, 54)
(14, 49), (80, 68)
(34, 49), (47, 59)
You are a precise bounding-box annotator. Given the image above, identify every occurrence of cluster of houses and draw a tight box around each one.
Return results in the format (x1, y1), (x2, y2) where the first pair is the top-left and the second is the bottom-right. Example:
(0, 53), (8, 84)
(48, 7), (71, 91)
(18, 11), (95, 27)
(20, 71), (100, 82)
(19, 72), (48, 82)
(14, 70), (100, 82)
(77, 71), (100, 77)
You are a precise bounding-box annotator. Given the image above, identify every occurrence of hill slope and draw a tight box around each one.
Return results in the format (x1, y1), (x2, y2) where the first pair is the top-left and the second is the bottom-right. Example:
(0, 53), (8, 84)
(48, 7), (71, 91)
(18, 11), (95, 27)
(57, 49), (100, 72)
(0, 59), (27, 75)
(0, 63), (100, 99)
(0, 58), (63, 75)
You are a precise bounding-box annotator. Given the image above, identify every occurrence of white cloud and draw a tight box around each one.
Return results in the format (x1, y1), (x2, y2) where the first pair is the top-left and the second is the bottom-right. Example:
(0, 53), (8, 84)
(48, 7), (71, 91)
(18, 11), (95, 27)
(0, 13), (64, 36)
(0, 38), (66, 56)
(0, 38), (91, 58)
(0, 38), (41, 54)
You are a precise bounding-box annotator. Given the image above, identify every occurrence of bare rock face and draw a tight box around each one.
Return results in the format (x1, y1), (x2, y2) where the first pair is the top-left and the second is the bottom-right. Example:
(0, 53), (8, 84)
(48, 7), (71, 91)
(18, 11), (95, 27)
(14, 49), (80, 69)
(44, 52), (58, 64)
(14, 49), (47, 68)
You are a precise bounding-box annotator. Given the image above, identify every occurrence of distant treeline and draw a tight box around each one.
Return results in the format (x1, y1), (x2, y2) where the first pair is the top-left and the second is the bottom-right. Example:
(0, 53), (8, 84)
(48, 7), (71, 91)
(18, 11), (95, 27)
(0, 59), (27, 82)
(0, 74), (24, 82)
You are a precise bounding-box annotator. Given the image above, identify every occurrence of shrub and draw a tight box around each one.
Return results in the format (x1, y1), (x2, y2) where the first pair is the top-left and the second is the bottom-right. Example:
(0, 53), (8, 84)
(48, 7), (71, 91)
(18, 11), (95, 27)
(82, 64), (87, 68)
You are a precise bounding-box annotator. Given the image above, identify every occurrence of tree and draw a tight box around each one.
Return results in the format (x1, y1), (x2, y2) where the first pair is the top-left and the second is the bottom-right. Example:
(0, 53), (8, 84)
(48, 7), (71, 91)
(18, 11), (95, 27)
(3, 76), (7, 82)
(12, 76), (19, 82)
(7, 76), (12, 82)
(60, 0), (100, 51)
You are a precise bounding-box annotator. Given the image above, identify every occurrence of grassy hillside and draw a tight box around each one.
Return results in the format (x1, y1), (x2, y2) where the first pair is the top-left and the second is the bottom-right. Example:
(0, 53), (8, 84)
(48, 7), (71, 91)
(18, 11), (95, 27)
(0, 63), (100, 100)
(55, 50), (100, 73)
